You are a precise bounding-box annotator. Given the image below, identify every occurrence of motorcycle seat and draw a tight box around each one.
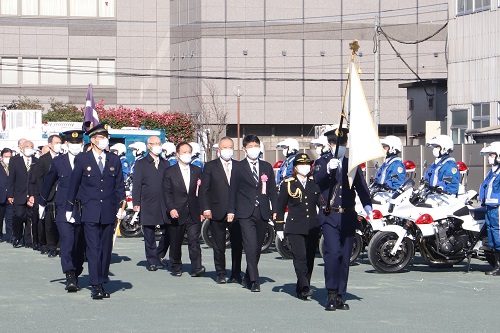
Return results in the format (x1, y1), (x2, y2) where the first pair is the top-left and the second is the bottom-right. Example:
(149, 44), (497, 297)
(414, 202), (433, 208)
(467, 206), (486, 220)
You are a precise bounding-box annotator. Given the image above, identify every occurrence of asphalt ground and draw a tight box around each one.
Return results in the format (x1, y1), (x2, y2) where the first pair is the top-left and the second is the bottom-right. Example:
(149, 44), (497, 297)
(0, 237), (498, 333)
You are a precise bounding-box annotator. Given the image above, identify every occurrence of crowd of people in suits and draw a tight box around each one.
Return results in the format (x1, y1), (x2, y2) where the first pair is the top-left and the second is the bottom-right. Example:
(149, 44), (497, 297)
(0, 122), (375, 311)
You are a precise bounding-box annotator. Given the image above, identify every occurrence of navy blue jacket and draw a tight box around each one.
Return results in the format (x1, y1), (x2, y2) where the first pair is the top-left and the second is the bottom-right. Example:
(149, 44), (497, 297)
(0, 162), (9, 204)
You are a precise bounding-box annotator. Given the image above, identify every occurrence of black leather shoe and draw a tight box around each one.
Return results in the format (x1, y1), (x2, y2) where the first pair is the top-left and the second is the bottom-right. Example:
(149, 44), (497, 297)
(65, 271), (78, 293)
(48, 250), (57, 258)
(147, 264), (157, 271)
(325, 290), (338, 311)
(24, 243), (32, 248)
(12, 239), (21, 248)
(32, 243), (39, 251)
(190, 266), (205, 277)
(91, 285), (104, 300)
(228, 276), (242, 285)
(216, 275), (227, 284)
(250, 282), (260, 292)
(101, 285), (110, 299)
(336, 295), (350, 310)
(297, 288), (313, 300)
(171, 271), (182, 277)
(158, 258), (168, 269)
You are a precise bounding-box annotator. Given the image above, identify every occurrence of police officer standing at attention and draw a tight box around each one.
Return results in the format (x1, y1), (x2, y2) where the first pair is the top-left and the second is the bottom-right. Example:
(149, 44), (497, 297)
(276, 138), (300, 188)
(110, 143), (130, 179)
(40, 130), (86, 292)
(425, 135), (460, 195)
(275, 153), (320, 300)
(314, 125), (372, 311)
(375, 136), (406, 190)
(66, 123), (125, 300)
(479, 142), (500, 276)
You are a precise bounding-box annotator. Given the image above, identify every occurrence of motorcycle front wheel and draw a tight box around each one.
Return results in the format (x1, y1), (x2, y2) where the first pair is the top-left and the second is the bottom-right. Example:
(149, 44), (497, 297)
(119, 211), (143, 237)
(201, 219), (231, 248)
(275, 236), (293, 259)
(261, 224), (275, 252)
(319, 232), (362, 264)
(368, 231), (415, 273)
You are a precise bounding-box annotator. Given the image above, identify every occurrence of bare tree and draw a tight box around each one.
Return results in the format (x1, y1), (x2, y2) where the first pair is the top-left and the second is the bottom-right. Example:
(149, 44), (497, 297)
(187, 80), (228, 161)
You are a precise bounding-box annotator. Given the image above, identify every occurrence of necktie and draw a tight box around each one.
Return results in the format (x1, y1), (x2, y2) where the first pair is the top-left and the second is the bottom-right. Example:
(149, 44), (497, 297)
(154, 158), (159, 169)
(252, 162), (259, 187)
(98, 156), (104, 174)
(224, 162), (230, 184)
(26, 159), (31, 172)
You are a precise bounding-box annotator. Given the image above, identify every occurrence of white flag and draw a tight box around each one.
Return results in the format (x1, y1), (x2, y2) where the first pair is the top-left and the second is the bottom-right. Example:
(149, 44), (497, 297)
(346, 62), (385, 187)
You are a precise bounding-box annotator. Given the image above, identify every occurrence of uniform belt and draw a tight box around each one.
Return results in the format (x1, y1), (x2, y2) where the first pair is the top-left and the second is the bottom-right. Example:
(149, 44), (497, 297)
(331, 207), (355, 213)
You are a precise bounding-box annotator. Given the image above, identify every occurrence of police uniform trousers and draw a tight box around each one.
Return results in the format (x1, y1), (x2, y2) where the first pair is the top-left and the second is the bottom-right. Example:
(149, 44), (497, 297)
(287, 227), (320, 293)
(83, 221), (114, 285)
(57, 220), (85, 274)
(485, 206), (500, 251)
(210, 219), (243, 278)
(12, 203), (33, 246)
(240, 205), (268, 283)
(168, 214), (202, 274)
(42, 202), (59, 252)
(142, 225), (170, 266)
(321, 213), (356, 296)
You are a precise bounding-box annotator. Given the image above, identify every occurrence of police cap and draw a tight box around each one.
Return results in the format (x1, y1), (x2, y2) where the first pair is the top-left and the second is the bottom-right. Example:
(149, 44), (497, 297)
(325, 125), (349, 145)
(293, 153), (313, 165)
(62, 130), (85, 143)
(86, 123), (110, 138)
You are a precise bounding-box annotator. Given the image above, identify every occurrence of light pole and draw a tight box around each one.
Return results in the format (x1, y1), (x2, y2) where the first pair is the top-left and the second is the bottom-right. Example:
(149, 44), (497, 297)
(233, 85), (244, 159)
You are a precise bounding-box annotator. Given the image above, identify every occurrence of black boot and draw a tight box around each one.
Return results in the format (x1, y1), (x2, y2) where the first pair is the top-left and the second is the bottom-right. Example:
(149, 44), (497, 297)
(336, 294), (350, 310)
(325, 290), (338, 311)
(65, 270), (78, 292)
(486, 251), (500, 276)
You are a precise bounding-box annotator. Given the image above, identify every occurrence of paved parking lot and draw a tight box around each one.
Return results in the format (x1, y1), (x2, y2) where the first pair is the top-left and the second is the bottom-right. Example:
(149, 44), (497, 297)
(0, 237), (497, 332)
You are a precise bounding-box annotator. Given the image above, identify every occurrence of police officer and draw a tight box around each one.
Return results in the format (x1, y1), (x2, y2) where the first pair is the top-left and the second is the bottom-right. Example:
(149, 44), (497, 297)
(128, 142), (147, 177)
(313, 125), (372, 311)
(189, 142), (204, 170)
(310, 135), (331, 159)
(275, 153), (320, 300)
(66, 123), (125, 300)
(425, 135), (460, 195)
(162, 141), (178, 166)
(479, 142), (500, 276)
(276, 138), (300, 188)
(39, 130), (86, 292)
(110, 143), (130, 179)
(375, 136), (406, 190)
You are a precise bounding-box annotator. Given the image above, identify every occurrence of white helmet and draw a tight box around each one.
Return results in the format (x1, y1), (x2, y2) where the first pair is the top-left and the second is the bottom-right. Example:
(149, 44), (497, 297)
(276, 138), (300, 157)
(310, 136), (330, 155)
(480, 142), (500, 165)
(162, 142), (176, 156)
(189, 142), (201, 156)
(426, 135), (454, 156)
(110, 143), (126, 156)
(380, 136), (402, 155)
(128, 141), (147, 158)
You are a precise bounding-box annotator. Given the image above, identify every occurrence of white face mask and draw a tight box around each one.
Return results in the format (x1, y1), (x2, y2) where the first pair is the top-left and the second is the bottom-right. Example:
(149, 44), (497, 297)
(282, 148), (289, 158)
(52, 143), (62, 154)
(151, 145), (163, 156)
(315, 147), (324, 156)
(296, 165), (311, 176)
(246, 147), (261, 160)
(68, 143), (82, 156)
(24, 148), (34, 157)
(488, 156), (497, 165)
(179, 153), (192, 164)
(2, 157), (10, 165)
(96, 138), (109, 151)
(220, 149), (233, 161)
(432, 147), (441, 158)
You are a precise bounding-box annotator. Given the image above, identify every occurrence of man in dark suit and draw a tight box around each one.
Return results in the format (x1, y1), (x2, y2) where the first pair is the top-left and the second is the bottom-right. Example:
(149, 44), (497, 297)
(227, 134), (278, 292)
(133, 136), (170, 271)
(7, 140), (38, 248)
(163, 141), (204, 277)
(40, 130), (86, 292)
(30, 134), (62, 256)
(66, 123), (125, 300)
(200, 137), (243, 284)
(314, 125), (372, 311)
(0, 148), (13, 242)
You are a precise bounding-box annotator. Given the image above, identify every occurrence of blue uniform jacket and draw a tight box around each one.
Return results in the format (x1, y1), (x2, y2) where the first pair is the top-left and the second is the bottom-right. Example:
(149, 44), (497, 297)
(167, 156), (178, 166)
(120, 155), (130, 179)
(276, 154), (296, 186)
(190, 156), (204, 170)
(66, 151), (125, 224)
(313, 156), (371, 232)
(40, 154), (81, 224)
(424, 155), (460, 195)
(375, 156), (406, 190)
(479, 166), (500, 206)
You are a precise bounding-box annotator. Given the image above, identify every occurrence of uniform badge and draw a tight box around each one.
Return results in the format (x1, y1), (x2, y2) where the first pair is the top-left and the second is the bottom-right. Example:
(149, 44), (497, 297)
(104, 124), (109, 130)
(110, 167), (115, 171)
(397, 167), (403, 173)
(451, 167), (457, 174)
(87, 166), (91, 171)
(315, 164), (321, 172)
(71, 132), (78, 138)
(123, 163), (128, 167)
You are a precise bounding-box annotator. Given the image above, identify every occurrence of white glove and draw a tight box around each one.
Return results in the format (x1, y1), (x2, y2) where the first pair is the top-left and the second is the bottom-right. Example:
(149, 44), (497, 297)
(116, 208), (127, 220)
(39, 205), (46, 220)
(277, 231), (284, 241)
(364, 205), (374, 221)
(327, 159), (341, 173)
(66, 211), (75, 223)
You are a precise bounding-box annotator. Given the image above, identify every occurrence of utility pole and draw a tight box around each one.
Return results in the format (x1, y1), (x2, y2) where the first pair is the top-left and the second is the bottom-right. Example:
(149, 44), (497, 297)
(374, 16), (380, 132)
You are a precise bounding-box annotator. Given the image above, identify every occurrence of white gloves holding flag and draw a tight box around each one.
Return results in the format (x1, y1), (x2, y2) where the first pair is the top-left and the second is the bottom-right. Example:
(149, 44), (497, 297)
(116, 208), (127, 220)
(276, 231), (284, 241)
(39, 205), (46, 220)
(364, 205), (374, 221)
(327, 159), (341, 173)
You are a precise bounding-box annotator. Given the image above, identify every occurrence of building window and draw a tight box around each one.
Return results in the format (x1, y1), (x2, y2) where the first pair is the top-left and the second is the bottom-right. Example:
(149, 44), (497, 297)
(40, 0), (67, 16)
(1, 58), (18, 84)
(99, 0), (114, 17)
(70, 59), (98, 85)
(1, 0), (17, 15)
(408, 98), (414, 111)
(451, 109), (468, 144)
(98, 59), (115, 86)
(40, 59), (68, 85)
(472, 103), (490, 129)
(497, 102), (500, 125)
(21, 0), (38, 15)
(457, 0), (490, 15)
(70, 0), (97, 17)
(475, 0), (491, 11)
(22, 58), (39, 84)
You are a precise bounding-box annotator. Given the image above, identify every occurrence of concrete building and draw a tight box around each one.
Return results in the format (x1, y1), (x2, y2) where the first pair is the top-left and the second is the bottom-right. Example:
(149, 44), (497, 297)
(0, 0), (170, 110)
(448, 0), (500, 144)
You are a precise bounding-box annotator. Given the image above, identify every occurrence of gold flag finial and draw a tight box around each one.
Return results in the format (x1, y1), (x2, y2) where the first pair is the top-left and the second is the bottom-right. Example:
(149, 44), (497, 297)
(349, 40), (360, 55)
